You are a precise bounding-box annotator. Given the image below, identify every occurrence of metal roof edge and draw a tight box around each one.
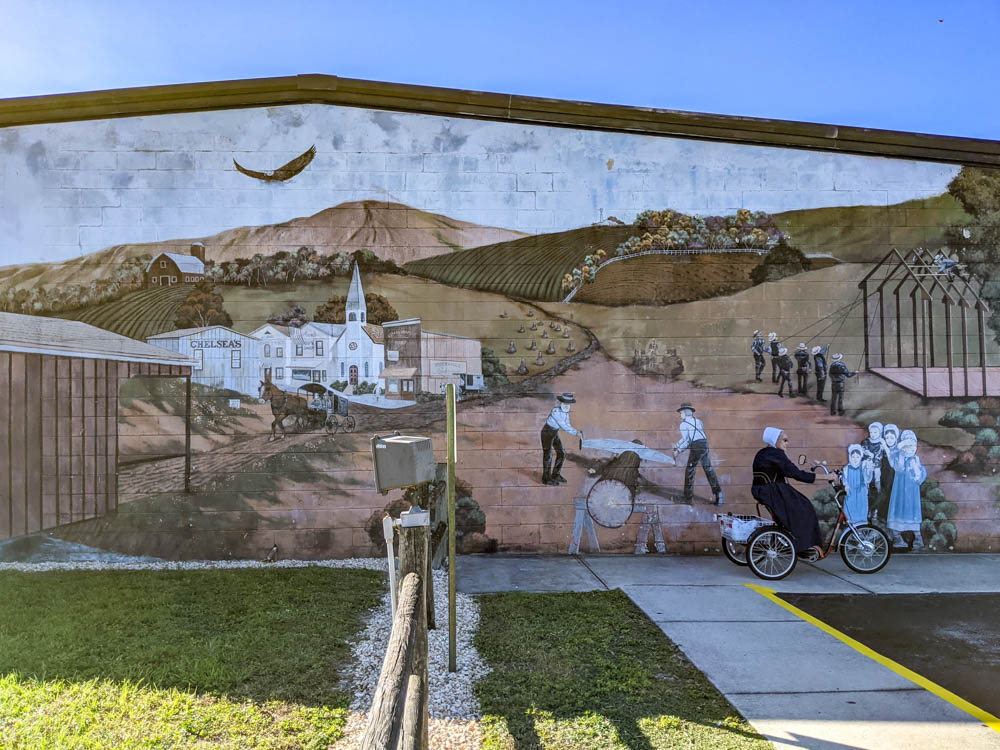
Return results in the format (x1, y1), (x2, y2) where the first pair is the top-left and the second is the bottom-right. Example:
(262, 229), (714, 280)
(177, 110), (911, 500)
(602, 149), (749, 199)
(0, 74), (996, 167)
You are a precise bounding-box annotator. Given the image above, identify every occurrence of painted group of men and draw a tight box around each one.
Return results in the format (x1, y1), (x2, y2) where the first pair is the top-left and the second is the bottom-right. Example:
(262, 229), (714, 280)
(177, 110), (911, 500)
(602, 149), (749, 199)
(539, 393), (721, 505)
(751, 330), (856, 415)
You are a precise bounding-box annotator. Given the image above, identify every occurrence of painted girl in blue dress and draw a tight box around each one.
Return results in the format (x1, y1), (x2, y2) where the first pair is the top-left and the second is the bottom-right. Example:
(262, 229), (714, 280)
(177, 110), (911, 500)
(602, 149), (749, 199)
(842, 444), (873, 525)
(887, 429), (926, 550)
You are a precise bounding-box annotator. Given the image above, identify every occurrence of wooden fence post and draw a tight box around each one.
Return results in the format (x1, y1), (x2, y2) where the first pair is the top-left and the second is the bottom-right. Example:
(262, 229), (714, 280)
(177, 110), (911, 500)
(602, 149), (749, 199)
(398, 514), (429, 749)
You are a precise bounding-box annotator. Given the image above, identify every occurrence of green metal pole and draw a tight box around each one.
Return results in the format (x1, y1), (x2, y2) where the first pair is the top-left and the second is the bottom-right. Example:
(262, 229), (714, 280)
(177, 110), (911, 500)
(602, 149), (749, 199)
(446, 383), (457, 673)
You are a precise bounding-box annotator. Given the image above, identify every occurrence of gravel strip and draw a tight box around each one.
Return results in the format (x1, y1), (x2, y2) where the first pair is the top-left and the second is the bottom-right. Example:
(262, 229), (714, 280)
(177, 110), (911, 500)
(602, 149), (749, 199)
(1, 555), (488, 749)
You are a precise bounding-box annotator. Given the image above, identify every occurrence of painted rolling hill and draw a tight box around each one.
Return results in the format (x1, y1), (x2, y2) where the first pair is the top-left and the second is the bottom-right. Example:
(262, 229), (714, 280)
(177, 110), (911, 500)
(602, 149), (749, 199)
(405, 193), (967, 302)
(0, 200), (526, 291)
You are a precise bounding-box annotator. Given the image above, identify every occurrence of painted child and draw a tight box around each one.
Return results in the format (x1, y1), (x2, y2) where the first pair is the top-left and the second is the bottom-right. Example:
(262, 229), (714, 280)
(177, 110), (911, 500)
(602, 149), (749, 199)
(842, 444), (873, 525)
(860, 422), (884, 492)
(887, 429), (926, 550)
(872, 424), (899, 524)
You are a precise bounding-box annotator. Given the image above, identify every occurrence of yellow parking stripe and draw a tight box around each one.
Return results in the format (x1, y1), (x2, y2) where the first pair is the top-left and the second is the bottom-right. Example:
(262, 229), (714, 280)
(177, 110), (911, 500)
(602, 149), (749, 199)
(746, 583), (1000, 735)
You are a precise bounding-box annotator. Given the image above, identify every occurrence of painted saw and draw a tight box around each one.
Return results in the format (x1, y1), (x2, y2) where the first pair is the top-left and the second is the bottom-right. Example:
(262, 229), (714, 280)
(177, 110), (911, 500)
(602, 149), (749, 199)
(580, 438), (675, 465)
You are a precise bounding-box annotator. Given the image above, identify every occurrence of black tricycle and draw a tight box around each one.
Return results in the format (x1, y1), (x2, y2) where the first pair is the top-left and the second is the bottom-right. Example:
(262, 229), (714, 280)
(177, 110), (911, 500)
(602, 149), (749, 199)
(715, 458), (891, 581)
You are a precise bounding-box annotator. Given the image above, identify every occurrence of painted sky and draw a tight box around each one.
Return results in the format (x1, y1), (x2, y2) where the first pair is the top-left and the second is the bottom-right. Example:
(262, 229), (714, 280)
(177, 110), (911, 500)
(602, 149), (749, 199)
(0, 0), (997, 140)
(0, 104), (959, 263)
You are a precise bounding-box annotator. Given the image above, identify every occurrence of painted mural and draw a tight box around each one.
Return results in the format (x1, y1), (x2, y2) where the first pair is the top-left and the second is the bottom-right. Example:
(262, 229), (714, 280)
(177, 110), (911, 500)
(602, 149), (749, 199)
(1, 100), (999, 561)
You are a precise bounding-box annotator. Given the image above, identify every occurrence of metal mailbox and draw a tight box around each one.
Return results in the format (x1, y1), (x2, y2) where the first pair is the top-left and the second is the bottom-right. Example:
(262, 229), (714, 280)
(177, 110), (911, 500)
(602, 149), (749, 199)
(370, 434), (436, 494)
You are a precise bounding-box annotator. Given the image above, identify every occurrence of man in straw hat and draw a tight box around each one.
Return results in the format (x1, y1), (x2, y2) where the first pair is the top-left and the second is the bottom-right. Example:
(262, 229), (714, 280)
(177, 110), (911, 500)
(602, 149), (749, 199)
(776, 346), (794, 397)
(751, 330), (766, 382)
(793, 343), (812, 396)
(672, 403), (722, 504)
(812, 343), (830, 403)
(767, 332), (781, 383)
(540, 392), (582, 486)
(828, 353), (857, 416)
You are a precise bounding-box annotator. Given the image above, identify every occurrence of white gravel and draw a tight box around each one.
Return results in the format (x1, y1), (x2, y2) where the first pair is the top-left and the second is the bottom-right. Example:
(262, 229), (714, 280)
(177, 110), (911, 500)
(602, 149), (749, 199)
(1, 554), (488, 749)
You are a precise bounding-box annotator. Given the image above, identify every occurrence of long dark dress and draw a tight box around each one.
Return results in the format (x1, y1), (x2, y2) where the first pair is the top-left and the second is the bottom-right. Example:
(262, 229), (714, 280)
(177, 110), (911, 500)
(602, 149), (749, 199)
(751, 446), (821, 552)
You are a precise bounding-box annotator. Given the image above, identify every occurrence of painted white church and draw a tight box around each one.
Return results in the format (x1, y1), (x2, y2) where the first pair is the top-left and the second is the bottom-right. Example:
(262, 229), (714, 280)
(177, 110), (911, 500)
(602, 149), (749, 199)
(250, 263), (385, 390)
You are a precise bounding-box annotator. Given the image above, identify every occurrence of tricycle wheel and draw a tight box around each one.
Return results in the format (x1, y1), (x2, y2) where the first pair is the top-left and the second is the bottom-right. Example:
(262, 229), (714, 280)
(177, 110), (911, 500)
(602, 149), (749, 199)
(747, 527), (797, 581)
(839, 524), (891, 574)
(721, 538), (748, 566)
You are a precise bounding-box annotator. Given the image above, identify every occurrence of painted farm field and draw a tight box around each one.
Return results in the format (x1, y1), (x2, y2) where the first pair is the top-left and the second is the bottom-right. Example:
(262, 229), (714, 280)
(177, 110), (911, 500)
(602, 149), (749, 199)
(54, 283), (192, 340)
(221, 273), (584, 380)
(404, 225), (636, 301)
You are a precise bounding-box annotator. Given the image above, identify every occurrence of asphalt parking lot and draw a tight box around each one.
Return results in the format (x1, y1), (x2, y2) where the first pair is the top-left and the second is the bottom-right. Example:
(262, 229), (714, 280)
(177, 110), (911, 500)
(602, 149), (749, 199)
(779, 592), (1000, 718)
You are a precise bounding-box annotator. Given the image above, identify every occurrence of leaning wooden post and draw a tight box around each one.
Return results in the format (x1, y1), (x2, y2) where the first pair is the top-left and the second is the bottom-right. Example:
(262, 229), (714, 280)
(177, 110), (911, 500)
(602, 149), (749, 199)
(398, 509), (429, 750)
(446, 383), (457, 674)
(184, 373), (192, 494)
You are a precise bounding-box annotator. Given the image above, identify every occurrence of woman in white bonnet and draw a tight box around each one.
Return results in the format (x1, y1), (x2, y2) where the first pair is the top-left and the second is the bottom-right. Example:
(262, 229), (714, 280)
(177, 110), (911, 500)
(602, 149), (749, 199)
(751, 427), (824, 560)
(887, 429), (926, 550)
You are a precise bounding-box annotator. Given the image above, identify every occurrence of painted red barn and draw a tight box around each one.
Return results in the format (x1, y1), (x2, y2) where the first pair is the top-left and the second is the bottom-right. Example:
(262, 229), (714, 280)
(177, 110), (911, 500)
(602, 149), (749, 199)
(144, 243), (206, 287)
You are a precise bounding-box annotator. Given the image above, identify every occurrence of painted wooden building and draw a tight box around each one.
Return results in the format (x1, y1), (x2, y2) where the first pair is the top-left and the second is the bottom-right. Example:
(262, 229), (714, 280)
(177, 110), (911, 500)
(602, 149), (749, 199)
(144, 243), (206, 287)
(146, 325), (260, 397)
(382, 318), (483, 398)
(0, 313), (194, 541)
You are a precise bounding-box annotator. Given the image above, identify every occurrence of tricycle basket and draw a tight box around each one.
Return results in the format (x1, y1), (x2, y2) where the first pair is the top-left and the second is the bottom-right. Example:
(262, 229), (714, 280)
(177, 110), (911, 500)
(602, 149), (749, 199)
(715, 513), (774, 543)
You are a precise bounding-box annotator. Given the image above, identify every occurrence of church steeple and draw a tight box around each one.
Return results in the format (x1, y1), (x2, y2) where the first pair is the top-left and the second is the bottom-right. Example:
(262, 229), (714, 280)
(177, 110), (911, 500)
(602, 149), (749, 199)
(345, 262), (367, 323)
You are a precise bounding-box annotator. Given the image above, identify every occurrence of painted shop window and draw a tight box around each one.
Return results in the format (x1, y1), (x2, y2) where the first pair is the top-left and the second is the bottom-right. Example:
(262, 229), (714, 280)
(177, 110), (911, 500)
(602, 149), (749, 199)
(276, 367), (284, 378)
(316, 341), (323, 356)
(160, 260), (166, 268)
(193, 349), (203, 370)
(264, 344), (270, 358)
(349, 313), (356, 321)
(388, 379), (399, 393)
(364, 361), (369, 378)
(403, 379), (413, 393)
(322, 370), (327, 381)
(312, 370), (321, 382)
(276, 346), (283, 358)
(378, 361), (383, 375)
(295, 344), (303, 357)
(341, 362), (345, 377)
(231, 350), (241, 369)
(361, 313), (366, 322)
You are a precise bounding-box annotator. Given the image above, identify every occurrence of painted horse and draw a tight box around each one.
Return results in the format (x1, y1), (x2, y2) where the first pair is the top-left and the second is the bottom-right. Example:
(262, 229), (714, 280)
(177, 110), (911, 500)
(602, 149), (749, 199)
(258, 379), (310, 441)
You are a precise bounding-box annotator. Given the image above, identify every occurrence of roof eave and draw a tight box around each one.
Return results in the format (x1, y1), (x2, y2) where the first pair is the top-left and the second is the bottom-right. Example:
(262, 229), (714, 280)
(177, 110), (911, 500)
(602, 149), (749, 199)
(0, 74), (997, 167)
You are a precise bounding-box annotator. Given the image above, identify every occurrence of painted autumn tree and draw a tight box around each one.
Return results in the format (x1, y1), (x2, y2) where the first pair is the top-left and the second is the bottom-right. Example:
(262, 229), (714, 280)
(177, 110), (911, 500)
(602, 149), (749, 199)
(946, 166), (1000, 342)
(315, 293), (398, 325)
(173, 281), (233, 329)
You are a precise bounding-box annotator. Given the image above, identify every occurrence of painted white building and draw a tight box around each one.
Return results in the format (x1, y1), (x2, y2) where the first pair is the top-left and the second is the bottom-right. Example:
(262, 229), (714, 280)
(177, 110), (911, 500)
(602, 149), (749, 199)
(249, 264), (385, 391)
(146, 325), (259, 396)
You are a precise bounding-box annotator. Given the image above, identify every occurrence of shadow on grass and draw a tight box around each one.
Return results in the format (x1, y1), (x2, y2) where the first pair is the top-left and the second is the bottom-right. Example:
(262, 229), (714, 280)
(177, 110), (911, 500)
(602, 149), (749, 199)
(0, 566), (385, 708)
(475, 589), (771, 749)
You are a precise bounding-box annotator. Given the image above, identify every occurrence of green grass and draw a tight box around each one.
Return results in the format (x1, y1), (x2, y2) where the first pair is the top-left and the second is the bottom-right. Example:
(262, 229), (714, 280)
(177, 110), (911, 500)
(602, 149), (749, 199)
(54, 284), (193, 340)
(474, 590), (771, 749)
(404, 225), (636, 302)
(0, 566), (385, 749)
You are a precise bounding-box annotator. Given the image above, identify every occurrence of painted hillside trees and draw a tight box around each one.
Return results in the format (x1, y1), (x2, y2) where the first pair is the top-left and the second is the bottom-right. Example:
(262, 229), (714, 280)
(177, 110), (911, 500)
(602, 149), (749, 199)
(315, 292), (398, 325)
(173, 281), (233, 329)
(947, 166), (1000, 342)
(617, 208), (787, 256)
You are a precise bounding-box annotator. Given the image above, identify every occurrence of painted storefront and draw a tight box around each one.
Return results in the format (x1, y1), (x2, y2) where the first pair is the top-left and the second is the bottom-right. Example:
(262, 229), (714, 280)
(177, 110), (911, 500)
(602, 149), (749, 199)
(1, 76), (998, 559)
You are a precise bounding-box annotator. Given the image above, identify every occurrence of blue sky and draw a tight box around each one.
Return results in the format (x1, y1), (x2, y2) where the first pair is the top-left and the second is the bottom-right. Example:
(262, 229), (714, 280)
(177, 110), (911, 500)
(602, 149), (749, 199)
(0, 0), (997, 140)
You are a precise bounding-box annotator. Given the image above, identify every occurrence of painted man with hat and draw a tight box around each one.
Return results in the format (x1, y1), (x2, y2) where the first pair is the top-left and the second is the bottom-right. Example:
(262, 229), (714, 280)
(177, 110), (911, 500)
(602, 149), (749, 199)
(828, 353), (857, 416)
(793, 342), (812, 396)
(672, 403), (723, 504)
(751, 330), (766, 382)
(775, 346), (794, 397)
(767, 332), (781, 383)
(540, 392), (582, 486)
(812, 343), (830, 402)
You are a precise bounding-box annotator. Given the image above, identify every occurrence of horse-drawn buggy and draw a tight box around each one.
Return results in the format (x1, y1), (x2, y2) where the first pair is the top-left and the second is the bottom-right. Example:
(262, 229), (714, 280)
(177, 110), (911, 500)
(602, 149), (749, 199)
(258, 378), (355, 440)
(296, 383), (356, 434)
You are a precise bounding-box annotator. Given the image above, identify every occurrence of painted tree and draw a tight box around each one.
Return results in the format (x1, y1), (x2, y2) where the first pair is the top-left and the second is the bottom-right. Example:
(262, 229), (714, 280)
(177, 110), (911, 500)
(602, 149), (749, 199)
(946, 166), (1000, 342)
(173, 280), (233, 329)
(315, 292), (398, 325)
(749, 239), (811, 285)
(267, 304), (308, 328)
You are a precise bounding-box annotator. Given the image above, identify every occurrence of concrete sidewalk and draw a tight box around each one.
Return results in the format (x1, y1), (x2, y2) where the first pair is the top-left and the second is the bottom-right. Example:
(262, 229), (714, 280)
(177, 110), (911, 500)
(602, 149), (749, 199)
(457, 553), (1000, 750)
